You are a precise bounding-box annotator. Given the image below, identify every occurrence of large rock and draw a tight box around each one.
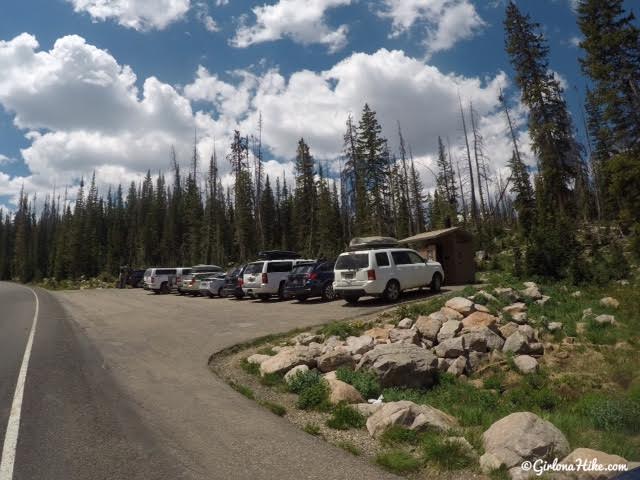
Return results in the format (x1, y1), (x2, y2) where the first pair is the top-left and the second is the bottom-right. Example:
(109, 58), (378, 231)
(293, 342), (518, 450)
(503, 332), (532, 355)
(447, 356), (467, 376)
(247, 354), (271, 365)
(514, 355), (538, 374)
(293, 332), (324, 345)
(440, 307), (464, 321)
(415, 314), (443, 342)
(325, 376), (364, 404)
(345, 335), (375, 355)
(476, 290), (498, 303)
(284, 364), (309, 383)
(460, 331), (489, 352)
(494, 287), (521, 303)
(547, 322), (563, 332)
(445, 297), (475, 316)
(259, 345), (320, 376)
(521, 285), (543, 300)
(353, 402), (382, 417)
(357, 344), (438, 388)
(558, 448), (628, 480)
(511, 312), (529, 325)
(595, 314), (616, 326)
(462, 311), (498, 330)
(500, 322), (520, 339)
(474, 304), (491, 313)
(503, 303), (528, 316)
(467, 351), (489, 371)
(366, 401), (458, 438)
(599, 297), (620, 309)
(435, 336), (466, 358)
(437, 320), (462, 342)
(317, 348), (355, 373)
(389, 328), (420, 345)
(482, 412), (570, 471)
(472, 327), (505, 351)
(397, 317), (414, 329)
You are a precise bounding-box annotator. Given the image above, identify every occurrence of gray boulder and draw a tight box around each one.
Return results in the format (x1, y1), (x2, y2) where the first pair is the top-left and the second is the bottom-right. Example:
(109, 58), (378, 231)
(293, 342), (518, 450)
(397, 317), (414, 329)
(514, 355), (538, 374)
(460, 331), (489, 352)
(366, 401), (458, 438)
(260, 345), (321, 376)
(437, 320), (462, 342)
(357, 344), (439, 388)
(502, 332), (531, 355)
(482, 412), (570, 473)
(447, 356), (467, 376)
(284, 364), (309, 383)
(247, 353), (271, 365)
(415, 314), (444, 341)
(434, 336), (466, 358)
(293, 332), (324, 345)
(389, 328), (420, 345)
(547, 322), (563, 332)
(467, 351), (489, 372)
(345, 335), (375, 355)
(595, 314), (616, 325)
(317, 348), (355, 373)
(445, 297), (475, 316)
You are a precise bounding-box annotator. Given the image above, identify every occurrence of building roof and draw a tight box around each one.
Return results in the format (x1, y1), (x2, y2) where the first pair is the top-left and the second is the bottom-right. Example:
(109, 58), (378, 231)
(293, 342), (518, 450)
(399, 227), (469, 244)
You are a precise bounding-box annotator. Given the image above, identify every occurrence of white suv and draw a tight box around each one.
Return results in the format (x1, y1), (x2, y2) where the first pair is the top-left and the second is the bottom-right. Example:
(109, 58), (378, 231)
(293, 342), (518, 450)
(243, 259), (314, 301)
(143, 267), (178, 294)
(333, 248), (444, 304)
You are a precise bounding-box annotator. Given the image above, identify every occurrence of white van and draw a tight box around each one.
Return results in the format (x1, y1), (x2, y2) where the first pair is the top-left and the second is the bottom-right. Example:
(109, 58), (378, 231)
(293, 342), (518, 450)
(242, 258), (314, 301)
(333, 248), (444, 304)
(143, 267), (178, 294)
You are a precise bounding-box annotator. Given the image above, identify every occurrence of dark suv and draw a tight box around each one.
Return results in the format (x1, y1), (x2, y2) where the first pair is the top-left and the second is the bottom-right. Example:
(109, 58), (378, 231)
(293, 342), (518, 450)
(126, 269), (145, 288)
(284, 260), (336, 302)
(223, 265), (246, 299)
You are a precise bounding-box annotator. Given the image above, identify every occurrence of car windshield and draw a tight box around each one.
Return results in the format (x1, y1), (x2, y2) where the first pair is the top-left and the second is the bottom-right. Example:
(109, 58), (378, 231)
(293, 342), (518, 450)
(335, 253), (369, 270)
(245, 262), (264, 274)
(292, 264), (315, 274)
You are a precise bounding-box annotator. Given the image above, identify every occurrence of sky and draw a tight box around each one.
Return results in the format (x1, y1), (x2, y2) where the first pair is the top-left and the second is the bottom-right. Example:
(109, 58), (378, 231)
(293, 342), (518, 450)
(0, 0), (636, 211)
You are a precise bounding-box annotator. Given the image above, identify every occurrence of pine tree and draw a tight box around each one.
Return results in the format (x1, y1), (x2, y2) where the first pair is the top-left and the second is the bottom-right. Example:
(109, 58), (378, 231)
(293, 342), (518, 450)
(260, 175), (277, 250)
(508, 151), (535, 235)
(293, 138), (317, 255)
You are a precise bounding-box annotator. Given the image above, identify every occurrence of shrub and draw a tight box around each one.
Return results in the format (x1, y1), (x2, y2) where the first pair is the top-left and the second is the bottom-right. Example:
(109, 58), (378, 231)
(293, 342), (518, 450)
(287, 369), (323, 394)
(326, 403), (366, 430)
(256, 346), (276, 356)
(336, 441), (361, 456)
(376, 450), (422, 474)
(303, 423), (321, 436)
(484, 372), (506, 392)
(380, 426), (420, 446)
(240, 358), (260, 375)
(296, 379), (330, 411)
(577, 394), (640, 434)
(259, 372), (283, 387)
(421, 434), (475, 470)
(260, 400), (286, 416)
(230, 382), (254, 400)
(335, 367), (381, 399)
(319, 321), (364, 340)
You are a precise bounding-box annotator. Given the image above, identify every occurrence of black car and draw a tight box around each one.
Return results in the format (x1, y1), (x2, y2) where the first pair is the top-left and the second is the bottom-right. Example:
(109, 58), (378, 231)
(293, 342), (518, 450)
(284, 261), (336, 301)
(222, 265), (246, 299)
(126, 269), (145, 288)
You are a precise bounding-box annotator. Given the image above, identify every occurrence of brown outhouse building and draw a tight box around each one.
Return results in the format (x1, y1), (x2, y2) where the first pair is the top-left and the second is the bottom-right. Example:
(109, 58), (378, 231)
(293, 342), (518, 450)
(400, 227), (475, 285)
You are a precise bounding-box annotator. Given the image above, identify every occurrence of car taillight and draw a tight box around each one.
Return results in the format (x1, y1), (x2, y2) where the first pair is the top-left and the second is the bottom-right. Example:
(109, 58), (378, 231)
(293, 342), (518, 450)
(262, 273), (268, 284)
(309, 272), (318, 280)
(237, 278), (243, 287)
(367, 269), (376, 281)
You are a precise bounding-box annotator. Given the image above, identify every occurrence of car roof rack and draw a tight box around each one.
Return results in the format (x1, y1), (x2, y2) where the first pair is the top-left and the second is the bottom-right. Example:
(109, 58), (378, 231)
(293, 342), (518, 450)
(256, 250), (302, 260)
(348, 236), (400, 251)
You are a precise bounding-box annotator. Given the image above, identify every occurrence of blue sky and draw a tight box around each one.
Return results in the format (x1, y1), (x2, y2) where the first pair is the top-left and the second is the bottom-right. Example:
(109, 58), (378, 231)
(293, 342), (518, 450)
(0, 0), (636, 209)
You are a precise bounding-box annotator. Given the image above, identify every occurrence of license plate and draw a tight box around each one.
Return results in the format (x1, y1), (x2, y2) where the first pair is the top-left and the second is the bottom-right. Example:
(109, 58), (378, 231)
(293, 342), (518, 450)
(343, 272), (354, 279)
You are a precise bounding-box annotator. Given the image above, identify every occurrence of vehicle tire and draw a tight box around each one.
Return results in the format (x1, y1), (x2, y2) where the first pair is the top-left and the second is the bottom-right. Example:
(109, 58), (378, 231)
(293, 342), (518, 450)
(160, 282), (169, 294)
(382, 280), (401, 303)
(430, 273), (442, 293)
(277, 281), (287, 301)
(296, 296), (308, 302)
(218, 287), (226, 298)
(258, 294), (270, 301)
(234, 292), (245, 300)
(153, 289), (160, 295)
(344, 296), (360, 305)
(321, 283), (336, 302)
(208, 292), (215, 298)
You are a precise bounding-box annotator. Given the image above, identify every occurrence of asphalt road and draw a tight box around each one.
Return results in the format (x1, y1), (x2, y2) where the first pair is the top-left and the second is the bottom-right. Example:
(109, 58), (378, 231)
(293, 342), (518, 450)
(2, 283), (462, 480)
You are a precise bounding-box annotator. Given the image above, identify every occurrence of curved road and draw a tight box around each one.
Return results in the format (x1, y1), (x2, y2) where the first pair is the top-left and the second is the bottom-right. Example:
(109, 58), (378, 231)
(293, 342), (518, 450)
(2, 283), (460, 479)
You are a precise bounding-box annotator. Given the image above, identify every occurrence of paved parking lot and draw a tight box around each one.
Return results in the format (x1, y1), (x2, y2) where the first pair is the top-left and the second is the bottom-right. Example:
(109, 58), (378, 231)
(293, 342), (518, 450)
(56, 286), (463, 480)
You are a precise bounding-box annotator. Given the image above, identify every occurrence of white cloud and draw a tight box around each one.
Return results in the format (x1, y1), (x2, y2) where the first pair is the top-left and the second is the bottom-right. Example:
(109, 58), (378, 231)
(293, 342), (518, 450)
(231, 0), (351, 53)
(379, 0), (485, 55)
(0, 154), (15, 165)
(195, 1), (220, 32)
(568, 35), (581, 47)
(67, 0), (190, 31)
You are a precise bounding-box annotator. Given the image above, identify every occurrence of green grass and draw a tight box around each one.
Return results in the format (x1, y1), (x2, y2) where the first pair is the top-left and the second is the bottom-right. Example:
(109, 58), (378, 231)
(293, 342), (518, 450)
(259, 372), (284, 387)
(421, 433), (475, 471)
(394, 296), (447, 321)
(380, 426), (420, 446)
(296, 379), (331, 411)
(256, 346), (277, 356)
(287, 369), (323, 393)
(318, 321), (365, 340)
(240, 358), (260, 376)
(336, 441), (361, 456)
(303, 423), (321, 436)
(325, 403), (365, 430)
(335, 367), (381, 399)
(375, 450), (422, 474)
(259, 400), (286, 416)
(229, 381), (255, 400)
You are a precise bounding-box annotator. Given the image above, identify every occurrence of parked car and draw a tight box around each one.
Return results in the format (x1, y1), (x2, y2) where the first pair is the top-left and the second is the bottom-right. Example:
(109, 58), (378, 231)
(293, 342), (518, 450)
(178, 265), (223, 294)
(126, 269), (145, 288)
(199, 274), (227, 298)
(223, 265), (247, 299)
(333, 245), (444, 304)
(242, 256), (315, 301)
(175, 267), (193, 292)
(181, 272), (213, 296)
(143, 267), (178, 294)
(284, 260), (336, 302)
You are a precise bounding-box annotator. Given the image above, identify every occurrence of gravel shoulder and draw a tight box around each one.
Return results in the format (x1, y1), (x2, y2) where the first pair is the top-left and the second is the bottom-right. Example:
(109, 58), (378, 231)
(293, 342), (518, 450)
(55, 287), (464, 479)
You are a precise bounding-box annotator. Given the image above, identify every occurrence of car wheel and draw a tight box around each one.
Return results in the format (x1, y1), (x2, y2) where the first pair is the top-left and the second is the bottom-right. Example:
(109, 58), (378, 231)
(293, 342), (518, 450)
(383, 280), (401, 303)
(296, 296), (308, 302)
(234, 293), (244, 300)
(321, 283), (336, 301)
(277, 282), (287, 300)
(160, 282), (169, 294)
(153, 289), (160, 295)
(430, 273), (442, 293)
(218, 287), (226, 298)
(258, 294), (270, 301)
(344, 296), (360, 305)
